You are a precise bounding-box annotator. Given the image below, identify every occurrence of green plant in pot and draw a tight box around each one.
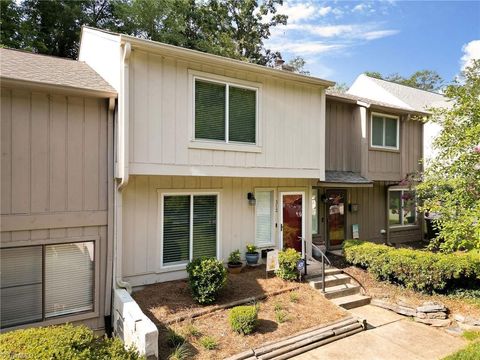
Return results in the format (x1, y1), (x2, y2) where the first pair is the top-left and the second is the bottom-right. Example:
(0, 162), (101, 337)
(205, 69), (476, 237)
(227, 249), (243, 274)
(245, 244), (259, 265)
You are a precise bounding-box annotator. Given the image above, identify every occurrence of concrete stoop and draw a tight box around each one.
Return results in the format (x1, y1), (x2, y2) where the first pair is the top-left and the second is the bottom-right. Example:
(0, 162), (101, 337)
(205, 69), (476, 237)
(225, 317), (367, 360)
(307, 268), (371, 310)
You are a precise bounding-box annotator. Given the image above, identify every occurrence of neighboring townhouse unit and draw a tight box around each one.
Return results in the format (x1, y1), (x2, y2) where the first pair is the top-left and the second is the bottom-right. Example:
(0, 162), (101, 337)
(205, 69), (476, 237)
(0, 49), (116, 332)
(79, 26), (333, 287)
(315, 90), (428, 248)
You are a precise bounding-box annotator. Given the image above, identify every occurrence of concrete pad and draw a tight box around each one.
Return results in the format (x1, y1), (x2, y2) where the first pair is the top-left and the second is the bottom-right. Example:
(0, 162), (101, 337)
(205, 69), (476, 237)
(292, 313), (466, 360)
(349, 305), (404, 328)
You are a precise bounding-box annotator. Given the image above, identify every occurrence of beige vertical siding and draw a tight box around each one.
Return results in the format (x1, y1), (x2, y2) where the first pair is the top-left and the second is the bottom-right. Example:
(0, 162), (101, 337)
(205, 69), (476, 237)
(127, 50), (325, 178)
(0, 87), (111, 331)
(122, 175), (315, 286)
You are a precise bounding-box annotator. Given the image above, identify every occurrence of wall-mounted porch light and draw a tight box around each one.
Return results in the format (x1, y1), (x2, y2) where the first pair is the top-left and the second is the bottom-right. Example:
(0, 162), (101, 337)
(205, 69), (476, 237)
(247, 192), (256, 206)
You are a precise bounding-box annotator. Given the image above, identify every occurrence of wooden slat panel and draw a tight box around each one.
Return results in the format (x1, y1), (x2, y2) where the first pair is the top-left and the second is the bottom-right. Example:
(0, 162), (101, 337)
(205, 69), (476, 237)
(1, 211), (107, 231)
(1, 89), (12, 214)
(84, 98), (100, 210)
(67, 96), (84, 211)
(50, 95), (68, 212)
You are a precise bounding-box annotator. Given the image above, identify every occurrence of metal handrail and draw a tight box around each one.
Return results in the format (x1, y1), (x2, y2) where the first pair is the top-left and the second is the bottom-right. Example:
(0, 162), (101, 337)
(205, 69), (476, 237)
(298, 237), (331, 293)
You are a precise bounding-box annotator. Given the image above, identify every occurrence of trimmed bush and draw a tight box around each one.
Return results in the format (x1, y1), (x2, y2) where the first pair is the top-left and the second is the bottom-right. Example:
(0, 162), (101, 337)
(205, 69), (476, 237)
(229, 305), (258, 335)
(0, 324), (141, 360)
(186, 257), (227, 304)
(344, 240), (480, 293)
(275, 248), (301, 281)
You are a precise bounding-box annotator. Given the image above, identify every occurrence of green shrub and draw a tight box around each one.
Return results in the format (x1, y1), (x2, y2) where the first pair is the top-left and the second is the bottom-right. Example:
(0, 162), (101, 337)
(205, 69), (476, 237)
(199, 336), (218, 350)
(168, 343), (191, 360)
(167, 328), (185, 348)
(228, 249), (241, 264)
(0, 324), (141, 360)
(343, 240), (480, 293)
(289, 291), (299, 303)
(229, 305), (258, 335)
(275, 309), (289, 324)
(183, 324), (201, 338)
(275, 248), (301, 281)
(246, 244), (257, 253)
(186, 257), (227, 304)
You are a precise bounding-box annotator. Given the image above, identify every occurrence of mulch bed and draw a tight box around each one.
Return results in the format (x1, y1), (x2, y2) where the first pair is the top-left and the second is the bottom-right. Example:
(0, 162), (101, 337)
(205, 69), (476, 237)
(132, 266), (347, 360)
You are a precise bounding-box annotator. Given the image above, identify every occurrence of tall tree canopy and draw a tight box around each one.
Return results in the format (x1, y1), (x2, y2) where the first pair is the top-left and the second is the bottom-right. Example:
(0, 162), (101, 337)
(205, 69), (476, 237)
(416, 60), (480, 252)
(364, 69), (444, 92)
(0, 0), (286, 65)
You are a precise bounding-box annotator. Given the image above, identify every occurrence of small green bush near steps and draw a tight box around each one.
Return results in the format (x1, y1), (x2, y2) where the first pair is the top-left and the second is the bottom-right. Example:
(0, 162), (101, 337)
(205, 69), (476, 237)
(229, 305), (258, 335)
(168, 343), (191, 360)
(275, 248), (301, 281)
(199, 336), (218, 350)
(343, 240), (480, 293)
(186, 257), (227, 305)
(0, 324), (142, 360)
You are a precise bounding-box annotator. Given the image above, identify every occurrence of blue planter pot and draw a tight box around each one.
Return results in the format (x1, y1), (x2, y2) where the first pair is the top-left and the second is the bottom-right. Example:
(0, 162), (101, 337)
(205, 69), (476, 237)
(245, 252), (259, 265)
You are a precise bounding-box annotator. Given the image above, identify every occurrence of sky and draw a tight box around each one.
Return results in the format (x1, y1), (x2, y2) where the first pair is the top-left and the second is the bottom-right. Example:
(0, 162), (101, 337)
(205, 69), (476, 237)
(264, 0), (480, 87)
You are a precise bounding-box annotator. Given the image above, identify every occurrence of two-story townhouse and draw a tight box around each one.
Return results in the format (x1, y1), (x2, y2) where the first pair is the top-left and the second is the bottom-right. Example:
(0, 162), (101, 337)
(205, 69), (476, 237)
(79, 27), (334, 287)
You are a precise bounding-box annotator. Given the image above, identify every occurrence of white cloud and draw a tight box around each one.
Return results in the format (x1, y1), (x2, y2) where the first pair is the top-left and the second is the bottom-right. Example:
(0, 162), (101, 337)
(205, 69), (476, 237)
(353, 3), (367, 13)
(281, 23), (399, 40)
(278, 3), (316, 23)
(270, 41), (345, 55)
(361, 30), (399, 40)
(460, 40), (480, 71)
(318, 6), (332, 16)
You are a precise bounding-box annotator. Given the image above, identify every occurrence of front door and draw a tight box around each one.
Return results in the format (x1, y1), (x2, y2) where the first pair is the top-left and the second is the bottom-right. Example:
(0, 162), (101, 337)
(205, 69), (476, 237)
(326, 189), (347, 249)
(280, 192), (305, 254)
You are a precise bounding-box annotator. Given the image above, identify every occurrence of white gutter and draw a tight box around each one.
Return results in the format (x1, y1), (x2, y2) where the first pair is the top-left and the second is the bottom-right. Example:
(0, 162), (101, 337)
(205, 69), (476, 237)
(115, 42), (132, 294)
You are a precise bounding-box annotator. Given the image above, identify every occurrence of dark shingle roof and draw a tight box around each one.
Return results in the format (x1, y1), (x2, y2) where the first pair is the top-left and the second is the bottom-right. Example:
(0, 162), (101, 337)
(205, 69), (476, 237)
(325, 171), (372, 184)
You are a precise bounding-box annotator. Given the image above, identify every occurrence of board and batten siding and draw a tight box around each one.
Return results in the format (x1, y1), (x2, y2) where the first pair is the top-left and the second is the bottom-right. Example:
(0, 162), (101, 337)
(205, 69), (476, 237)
(122, 175), (315, 286)
(127, 50), (325, 178)
(0, 87), (112, 331)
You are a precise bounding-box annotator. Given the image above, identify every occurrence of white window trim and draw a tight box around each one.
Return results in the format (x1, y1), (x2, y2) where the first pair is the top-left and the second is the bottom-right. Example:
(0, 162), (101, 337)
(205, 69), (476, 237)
(370, 112), (400, 150)
(188, 69), (263, 152)
(158, 190), (221, 271)
(388, 188), (417, 228)
(254, 188), (277, 248)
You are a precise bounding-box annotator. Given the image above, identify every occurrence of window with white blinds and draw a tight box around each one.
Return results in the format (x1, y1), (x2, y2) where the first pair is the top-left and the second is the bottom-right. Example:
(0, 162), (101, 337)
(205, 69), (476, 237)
(255, 190), (275, 247)
(162, 193), (218, 266)
(194, 78), (257, 144)
(0, 242), (95, 329)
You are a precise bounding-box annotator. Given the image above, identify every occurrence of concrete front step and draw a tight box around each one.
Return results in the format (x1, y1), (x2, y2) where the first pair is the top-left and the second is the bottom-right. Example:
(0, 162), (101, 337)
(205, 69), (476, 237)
(323, 283), (361, 299)
(309, 273), (351, 289)
(305, 267), (343, 280)
(332, 294), (371, 310)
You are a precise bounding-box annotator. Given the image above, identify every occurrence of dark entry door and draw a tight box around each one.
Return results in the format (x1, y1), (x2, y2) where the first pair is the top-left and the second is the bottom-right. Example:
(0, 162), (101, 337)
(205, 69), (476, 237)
(326, 189), (347, 249)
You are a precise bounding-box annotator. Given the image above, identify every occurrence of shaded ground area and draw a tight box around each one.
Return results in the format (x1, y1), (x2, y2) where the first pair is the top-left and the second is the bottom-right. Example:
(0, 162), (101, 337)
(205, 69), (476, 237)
(328, 253), (480, 318)
(132, 266), (347, 360)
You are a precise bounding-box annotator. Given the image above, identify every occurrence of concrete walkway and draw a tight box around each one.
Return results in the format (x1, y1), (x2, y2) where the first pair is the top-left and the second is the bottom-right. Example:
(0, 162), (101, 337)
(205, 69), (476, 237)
(292, 305), (466, 360)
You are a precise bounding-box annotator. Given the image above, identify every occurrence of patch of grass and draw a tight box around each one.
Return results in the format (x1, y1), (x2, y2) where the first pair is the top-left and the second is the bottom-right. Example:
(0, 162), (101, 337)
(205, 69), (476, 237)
(184, 324), (201, 338)
(168, 343), (191, 360)
(463, 331), (480, 342)
(275, 309), (289, 324)
(199, 336), (218, 350)
(289, 291), (299, 303)
(274, 302), (283, 312)
(167, 328), (185, 348)
(443, 341), (480, 360)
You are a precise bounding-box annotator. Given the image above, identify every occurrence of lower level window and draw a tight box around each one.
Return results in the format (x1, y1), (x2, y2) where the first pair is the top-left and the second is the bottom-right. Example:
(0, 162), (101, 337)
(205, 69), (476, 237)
(0, 242), (94, 328)
(162, 194), (218, 266)
(389, 190), (417, 226)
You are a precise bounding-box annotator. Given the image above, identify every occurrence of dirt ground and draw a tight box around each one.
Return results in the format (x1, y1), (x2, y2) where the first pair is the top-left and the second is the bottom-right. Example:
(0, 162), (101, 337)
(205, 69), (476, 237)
(132, 266), (347, 360)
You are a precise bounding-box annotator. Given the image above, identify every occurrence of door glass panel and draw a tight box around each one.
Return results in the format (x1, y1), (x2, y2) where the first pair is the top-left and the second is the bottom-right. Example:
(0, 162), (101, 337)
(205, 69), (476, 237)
(326, 190), (346, 248)
(282, 194), (303, 252)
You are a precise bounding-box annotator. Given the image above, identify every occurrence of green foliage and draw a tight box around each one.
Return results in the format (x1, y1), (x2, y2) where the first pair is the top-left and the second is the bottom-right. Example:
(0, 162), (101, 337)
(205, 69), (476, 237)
(229, 305), (258, 335)
(343, 240), (480, 293)
(463, 331), (480, 342)
(0, 324), (142, 360)
(287, 56), (310, 75)
(228, 249), (241, 264)
(289, 291), (299, 303)
(199, 336), (218, 350)
(364, 69), (443, 91)
(275, 248), (301, 281)
(183, 324), (201, 338)
(168, 343), (191, 360)
(443, 341), (480, 360)
(186, 257), (227, 304)
(417, 60), (480, 252)
(275, 309), (289, 323)
(167, 328), (185, 348)
(274, 301), (283, 312)
(246, 244), (257, 253)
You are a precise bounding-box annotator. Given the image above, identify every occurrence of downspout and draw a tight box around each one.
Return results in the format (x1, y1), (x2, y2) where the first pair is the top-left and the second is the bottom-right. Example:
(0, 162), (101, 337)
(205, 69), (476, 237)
(115, 41), (132, 294)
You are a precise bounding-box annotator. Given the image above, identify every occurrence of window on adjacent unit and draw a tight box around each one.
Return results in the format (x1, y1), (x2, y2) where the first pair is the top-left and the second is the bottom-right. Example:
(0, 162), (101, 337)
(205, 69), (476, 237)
(195, 78), (257, 144)
(255, 190), (275, 247)
(388, 189), (417, 227)
(162, 193), (218, 266)
(371, 113), (399, 149)
(0, 242), (94, 329)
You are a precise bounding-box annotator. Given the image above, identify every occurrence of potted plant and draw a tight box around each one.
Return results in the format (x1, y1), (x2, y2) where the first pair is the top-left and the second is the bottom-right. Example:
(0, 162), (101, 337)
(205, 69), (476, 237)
(245, 244), (259, 265)
(227, 249), (243, 274)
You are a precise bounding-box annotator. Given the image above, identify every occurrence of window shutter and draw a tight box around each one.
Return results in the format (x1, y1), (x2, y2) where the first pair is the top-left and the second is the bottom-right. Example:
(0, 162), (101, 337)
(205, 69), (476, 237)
(195, 80), (226, 141)
(255, 190), (274, 246)
(193, 195), (217, 258)
(229, 86), (256, 143)
(0, 247), (43, 328)
(372, 116), (384, 146)
(45, 242), (94, 318)
(385, 117), (398, 147)
(163, 196), (191, 264)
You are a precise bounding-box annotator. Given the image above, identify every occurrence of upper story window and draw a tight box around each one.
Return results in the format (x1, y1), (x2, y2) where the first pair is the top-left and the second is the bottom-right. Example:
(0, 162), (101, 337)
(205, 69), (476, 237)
(194, 78), (257, 145)
(371, 113), (399, 150)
